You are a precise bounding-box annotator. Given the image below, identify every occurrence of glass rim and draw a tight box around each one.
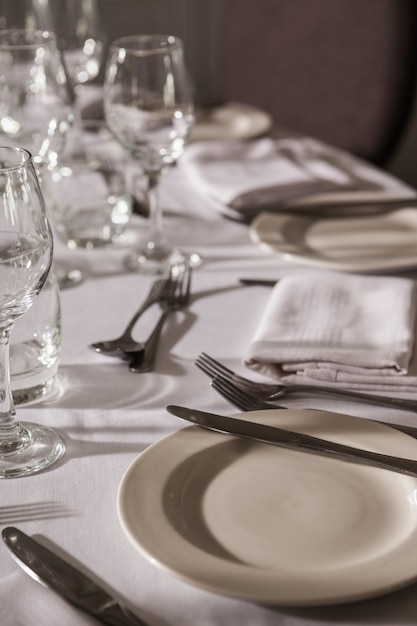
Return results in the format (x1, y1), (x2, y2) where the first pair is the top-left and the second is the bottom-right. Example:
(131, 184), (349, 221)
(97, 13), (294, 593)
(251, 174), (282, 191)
(0, 146), (33, 172)
(0, 28), (58, 50)
(110, 34), (183, 55)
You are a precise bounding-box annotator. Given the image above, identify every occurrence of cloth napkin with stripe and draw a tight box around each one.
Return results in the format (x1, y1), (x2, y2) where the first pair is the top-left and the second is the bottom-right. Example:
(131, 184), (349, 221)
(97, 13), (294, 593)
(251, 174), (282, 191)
(245, 272), (417, 391)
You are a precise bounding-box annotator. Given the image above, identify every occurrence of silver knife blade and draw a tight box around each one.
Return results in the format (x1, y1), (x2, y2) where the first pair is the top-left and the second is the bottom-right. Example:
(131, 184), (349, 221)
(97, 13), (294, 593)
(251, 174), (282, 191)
(239, 278), (277, 286)
(2, 527), (148, 626)
(166, 405), (417, 478)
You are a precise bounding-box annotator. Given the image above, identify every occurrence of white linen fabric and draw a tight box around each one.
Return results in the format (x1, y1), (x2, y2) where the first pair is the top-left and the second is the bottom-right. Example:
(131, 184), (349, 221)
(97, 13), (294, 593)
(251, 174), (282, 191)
(0, 571), (98, 626)
(245, 272), (417, 390)
(5, 141), (417, 626)
(180, 137), (416, 218)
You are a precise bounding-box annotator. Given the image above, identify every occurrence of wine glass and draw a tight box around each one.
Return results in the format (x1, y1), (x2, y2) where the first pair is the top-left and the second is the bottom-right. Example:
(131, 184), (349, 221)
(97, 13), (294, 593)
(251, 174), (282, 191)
(0, 28), (86, 287)
(0, 0), (52, 32)
(0, 0), (104, 86)
(0, 0), (104, 141)
(40, 0), (105, 152)
(44, 0), (103, 85)
(0, 28), (74, 170)
(0, 146), (64, 478)
(104, 34), (197, 274)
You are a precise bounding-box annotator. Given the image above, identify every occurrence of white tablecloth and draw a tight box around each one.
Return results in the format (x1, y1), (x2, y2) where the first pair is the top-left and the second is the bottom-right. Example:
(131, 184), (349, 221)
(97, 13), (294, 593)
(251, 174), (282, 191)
(2, 165), (417, 626)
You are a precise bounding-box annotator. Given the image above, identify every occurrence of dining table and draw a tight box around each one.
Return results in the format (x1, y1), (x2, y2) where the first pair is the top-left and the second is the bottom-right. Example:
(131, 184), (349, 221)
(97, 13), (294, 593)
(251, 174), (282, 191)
(3, 123), (417, 626)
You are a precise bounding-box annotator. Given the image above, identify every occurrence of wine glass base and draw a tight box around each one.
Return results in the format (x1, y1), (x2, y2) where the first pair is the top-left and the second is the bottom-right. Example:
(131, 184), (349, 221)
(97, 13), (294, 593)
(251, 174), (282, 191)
(125, 247), (201, 275)
(0, 422), (65, 478)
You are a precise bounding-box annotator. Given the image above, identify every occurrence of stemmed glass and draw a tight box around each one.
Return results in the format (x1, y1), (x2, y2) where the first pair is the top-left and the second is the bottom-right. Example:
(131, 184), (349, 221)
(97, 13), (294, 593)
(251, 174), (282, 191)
(0, 0), (52, 32)
(0, 28), (85, 287)
(104, 34), (197, 274)
(0, 0), (104, 145)
(0, 146), (64, 478)
(44, 0), (104, 87)
(40, 0), (105, 155)
(0, 29), (73, 171)
(0, 0), (104, 88)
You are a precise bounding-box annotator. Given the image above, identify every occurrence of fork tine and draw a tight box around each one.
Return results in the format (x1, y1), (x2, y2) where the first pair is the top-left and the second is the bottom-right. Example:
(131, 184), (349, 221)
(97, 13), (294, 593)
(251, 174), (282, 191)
(195, 354), (221, 379)
(196, 352), (266, 394)
(196, 352), (244, 384)
(165, 263), (192, 307)
(197, 352), (236, 378)
(211, 375), (272, 411)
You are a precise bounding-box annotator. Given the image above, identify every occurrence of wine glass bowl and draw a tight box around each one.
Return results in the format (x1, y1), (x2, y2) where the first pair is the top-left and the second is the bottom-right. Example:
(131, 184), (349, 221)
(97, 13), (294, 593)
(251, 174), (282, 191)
(0, 146), (64, 477)
(104, 34), (196, 274)
(46, 0), (104, 87)
(0, 28), (74, 170)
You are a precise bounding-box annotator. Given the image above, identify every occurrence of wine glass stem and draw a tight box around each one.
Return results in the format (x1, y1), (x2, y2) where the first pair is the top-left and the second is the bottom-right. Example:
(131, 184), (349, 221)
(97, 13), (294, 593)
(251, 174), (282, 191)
(147, 170), (166, 252)
(65, 94), (83, 156)
(0, 327), (27, 449)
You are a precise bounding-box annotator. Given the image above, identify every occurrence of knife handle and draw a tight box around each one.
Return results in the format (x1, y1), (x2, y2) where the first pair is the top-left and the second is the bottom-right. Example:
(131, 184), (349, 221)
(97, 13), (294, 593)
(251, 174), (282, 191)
(98, 603), (149, 626)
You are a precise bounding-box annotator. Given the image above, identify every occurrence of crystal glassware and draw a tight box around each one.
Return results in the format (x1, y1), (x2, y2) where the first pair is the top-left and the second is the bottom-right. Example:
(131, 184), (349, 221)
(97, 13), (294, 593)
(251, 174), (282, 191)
(104, 34), (197, 274)
(0, 0), (104, 153)
(0, 27), (82, 287)
(0, 28), (74, 170)
(41, 0), (105, 151)
(43, 0), (104, 87)
(0, 146), (64, 477)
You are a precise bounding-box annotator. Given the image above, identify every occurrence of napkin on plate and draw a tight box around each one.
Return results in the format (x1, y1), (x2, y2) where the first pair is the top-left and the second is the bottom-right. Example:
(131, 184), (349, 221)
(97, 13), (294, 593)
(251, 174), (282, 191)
(245, 272), (417, 391)
(180, 136), (416, 219)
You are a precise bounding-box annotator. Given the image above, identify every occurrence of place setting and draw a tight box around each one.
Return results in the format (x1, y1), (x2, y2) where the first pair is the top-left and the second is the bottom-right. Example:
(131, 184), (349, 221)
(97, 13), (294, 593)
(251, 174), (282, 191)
(117, 401), (417, 607)
(179, 132), (417, 273)
(3, 2), (417, 625)
(112, 266), (417, 610)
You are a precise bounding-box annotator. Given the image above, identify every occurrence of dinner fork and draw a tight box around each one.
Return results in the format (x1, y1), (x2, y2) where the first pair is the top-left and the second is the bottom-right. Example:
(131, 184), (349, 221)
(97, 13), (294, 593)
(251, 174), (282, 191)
(195, 352), (417, 412)
(129, 264), (192, 373)
(210, 374), (417, 440)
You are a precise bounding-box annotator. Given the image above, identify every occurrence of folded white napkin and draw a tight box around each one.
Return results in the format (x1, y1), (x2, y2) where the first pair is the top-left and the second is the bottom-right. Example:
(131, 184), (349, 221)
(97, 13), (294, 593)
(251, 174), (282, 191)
(181, 137), (416, 219)
(245, 272), (417, 391)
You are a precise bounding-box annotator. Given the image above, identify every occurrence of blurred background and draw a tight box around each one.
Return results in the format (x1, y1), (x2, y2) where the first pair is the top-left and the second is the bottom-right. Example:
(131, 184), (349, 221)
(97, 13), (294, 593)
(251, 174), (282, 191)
(96, 0), (417, 188)
(1, 0), (416, 186)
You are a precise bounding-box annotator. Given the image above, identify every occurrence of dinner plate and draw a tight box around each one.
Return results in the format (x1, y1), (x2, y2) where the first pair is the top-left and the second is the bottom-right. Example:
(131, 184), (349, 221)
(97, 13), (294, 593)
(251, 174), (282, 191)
(118, 409), (417, 606)
(249, 207), (417, 272)
(190, 102), (273, 142)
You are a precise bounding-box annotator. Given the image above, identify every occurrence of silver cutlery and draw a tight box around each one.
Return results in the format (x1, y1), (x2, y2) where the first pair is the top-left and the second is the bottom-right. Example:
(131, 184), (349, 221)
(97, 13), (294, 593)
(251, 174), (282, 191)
(129, 264), (192, 373)
(2, 526), (148, 626)
(166, 404), (417, 478)
(281, 195), (417, 216)
(196, 352), (417, 412)
(239, 278), (277, 286)
(232, 194), (417, 222)
(210, 373), (417, 440)
(89, 277), (169, 356)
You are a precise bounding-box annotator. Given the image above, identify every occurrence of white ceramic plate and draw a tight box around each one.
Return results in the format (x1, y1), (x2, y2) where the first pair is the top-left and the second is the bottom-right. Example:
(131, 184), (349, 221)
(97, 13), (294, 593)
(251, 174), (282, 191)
(249, 207), (417, 272)
(190, 102), (273, 142)
(118, 409), (417, 606)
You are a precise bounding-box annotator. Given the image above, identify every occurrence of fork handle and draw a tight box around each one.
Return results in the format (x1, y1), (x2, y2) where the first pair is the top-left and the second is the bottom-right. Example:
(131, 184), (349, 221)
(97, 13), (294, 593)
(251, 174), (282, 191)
(124, 280), (166, 335)
(129, 310), (169, 373)
(273, 385), (417, 411)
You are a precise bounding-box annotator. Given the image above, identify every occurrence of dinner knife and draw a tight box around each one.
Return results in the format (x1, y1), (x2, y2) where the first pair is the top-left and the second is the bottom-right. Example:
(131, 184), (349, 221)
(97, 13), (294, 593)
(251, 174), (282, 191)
(280, 196), (417, 217)
(239, 278), (277, 286)
(2, 527), (148, 626)
(166, 405), (417, 478)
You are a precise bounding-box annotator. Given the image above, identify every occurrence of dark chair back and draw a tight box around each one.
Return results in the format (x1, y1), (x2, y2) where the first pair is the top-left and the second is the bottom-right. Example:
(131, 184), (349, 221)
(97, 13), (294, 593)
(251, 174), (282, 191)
(221, 0), (417, 165)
